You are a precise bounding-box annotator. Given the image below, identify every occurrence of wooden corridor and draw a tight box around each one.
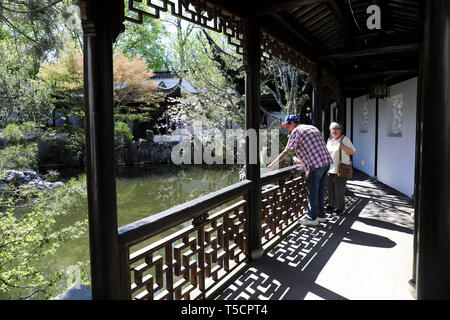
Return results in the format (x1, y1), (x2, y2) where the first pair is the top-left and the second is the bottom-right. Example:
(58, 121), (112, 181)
(78, 0), (450, 299)
(213, 170), (414, 300)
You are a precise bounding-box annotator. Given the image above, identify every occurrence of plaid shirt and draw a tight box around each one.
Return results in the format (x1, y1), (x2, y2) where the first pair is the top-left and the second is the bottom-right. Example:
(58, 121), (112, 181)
(287, 125), (333, 173)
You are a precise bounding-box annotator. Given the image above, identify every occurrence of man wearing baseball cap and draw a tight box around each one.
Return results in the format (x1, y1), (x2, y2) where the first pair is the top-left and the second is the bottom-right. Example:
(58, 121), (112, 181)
(267, 115), (333, 226)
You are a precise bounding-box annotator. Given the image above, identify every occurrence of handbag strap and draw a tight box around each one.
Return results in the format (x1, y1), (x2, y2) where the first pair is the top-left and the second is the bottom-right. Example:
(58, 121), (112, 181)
(339, 135), (345, 162)
(339, 135), (353, 164)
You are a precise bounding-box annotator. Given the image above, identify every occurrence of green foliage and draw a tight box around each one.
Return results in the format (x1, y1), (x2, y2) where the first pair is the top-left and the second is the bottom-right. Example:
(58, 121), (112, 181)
(0, 122), (40, 144)
(112, 52), (162, 124)
(0, 122), (41, 171)
(19, 121), (40, 136)
(38, 44), (84, 126)
(0, 124), (24, 144)
(0, 143), (38, 171)
(0, 43), (54, 127)
(164, 16), (196, 72)
(40, 47), (162, 140)
(114, 17), (170, 72)
(0, 174), (89, 300)
(261, 58), (311, 124)
(62, 126), (85, 160)
(114, 122), (134, 147)
(45, 175), (87, 214)
(0, 0), (75, 77)
(44, 170), (60, 183)
(165, 26), (245, 131)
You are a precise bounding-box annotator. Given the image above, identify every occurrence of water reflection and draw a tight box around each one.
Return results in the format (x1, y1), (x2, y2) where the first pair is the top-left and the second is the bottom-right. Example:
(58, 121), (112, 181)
(116, 164), (239, 227)
(44, 164), (240, 297)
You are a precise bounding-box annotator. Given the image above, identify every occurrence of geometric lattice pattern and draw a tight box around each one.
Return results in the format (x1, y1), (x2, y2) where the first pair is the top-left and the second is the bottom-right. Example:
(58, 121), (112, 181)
(123, 171), (308, 300)
(127, 199), (248, 300)
(261, 174), (307, 246)
(124, 0), (246, 56)
(123, 1), (325, 81)
(218, 267), (290, 300)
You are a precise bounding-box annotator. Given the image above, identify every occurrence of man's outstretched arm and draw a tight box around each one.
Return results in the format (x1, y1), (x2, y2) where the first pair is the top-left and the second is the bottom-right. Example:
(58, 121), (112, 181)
(267, 147), (291, 171)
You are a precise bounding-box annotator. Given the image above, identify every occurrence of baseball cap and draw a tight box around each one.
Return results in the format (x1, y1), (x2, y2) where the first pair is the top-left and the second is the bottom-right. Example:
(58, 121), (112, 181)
(281, 115), (299, 127)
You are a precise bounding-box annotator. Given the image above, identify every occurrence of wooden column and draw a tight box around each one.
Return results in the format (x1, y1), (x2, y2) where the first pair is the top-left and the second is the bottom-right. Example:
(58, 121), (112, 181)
(324, 92), (331, 141)
(313, 66), (323, 131)
(350, 97), (354, 142)
(79, 0), (124, 299)
(244, 15), (263, 261)
(415, 0), (450, 299)
(374, 98), (379, 178)
(336, 87), (346, 133)
(411, 9), (425, 295)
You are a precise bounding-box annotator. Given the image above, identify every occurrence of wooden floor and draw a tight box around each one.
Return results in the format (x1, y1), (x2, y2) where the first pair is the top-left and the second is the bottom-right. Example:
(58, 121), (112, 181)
(214, 170), (415, 300)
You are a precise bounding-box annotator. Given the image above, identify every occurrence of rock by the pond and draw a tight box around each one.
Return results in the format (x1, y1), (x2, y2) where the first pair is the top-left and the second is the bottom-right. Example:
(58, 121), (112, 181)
(0, 169), (64, 190)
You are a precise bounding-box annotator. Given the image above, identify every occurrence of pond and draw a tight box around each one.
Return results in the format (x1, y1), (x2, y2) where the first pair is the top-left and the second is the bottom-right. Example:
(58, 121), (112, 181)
(44, 164), (240, 298)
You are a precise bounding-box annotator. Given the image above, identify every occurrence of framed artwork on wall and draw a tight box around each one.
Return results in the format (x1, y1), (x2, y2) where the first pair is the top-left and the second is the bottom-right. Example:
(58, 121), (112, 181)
(360, 102), (369, 133)
(387, 95), (404, 137)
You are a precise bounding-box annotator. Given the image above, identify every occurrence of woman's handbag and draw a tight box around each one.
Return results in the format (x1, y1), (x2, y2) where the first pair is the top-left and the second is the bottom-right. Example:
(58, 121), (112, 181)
(338, 136), (353, 179)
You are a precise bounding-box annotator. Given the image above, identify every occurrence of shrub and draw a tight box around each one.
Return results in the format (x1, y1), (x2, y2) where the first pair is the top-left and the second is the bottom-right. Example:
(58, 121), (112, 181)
(0, 143), (38, 171)
(0, 124), (24, 144)
(114, 121), (134, 146)
(0, 43), (54, 127)
(0, 175), (89, 300)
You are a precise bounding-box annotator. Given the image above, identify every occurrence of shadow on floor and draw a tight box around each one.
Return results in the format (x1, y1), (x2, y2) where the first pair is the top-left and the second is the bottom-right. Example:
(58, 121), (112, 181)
(213, 170), (414, 300)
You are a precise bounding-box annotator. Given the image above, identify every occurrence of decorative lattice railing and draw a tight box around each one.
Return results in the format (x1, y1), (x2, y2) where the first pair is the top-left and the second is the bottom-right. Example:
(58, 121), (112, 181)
(117, 165), (307, 300)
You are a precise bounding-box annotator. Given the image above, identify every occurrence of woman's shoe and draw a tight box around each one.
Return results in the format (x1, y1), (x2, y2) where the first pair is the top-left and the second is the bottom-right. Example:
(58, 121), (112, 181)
(325, 205), (334, 211)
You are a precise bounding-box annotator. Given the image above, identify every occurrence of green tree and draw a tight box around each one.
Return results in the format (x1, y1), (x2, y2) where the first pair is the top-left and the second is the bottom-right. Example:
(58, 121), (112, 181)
(261, 58), (311, 127)
(0, 42), (54, 128)
(0, 0), (75, 78)
(164, 25), (245, 132)
(114, 17), (170, 72)
(0, 175), (88, 300)
(38, 43), (84, 127)
(0, 122), (43, 171)
(39, 47), (163, 154)
(164, 16), (196, 73)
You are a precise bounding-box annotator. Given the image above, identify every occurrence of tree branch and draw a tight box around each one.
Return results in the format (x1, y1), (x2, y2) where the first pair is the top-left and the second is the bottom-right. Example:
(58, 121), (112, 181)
(0, 0), (64, 14)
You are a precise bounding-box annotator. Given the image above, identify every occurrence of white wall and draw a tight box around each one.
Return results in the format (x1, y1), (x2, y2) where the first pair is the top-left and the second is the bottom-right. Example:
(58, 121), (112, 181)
(330, 102), (336, 123)
(348, 77), (418, 198)
(377, 78), (417, 197)
(352, 95), (376, 177)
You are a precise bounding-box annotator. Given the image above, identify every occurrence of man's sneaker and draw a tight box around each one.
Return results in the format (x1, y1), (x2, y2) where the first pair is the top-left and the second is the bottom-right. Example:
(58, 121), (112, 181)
(318, 217), (327, 223)
(299, 218), (319, 226)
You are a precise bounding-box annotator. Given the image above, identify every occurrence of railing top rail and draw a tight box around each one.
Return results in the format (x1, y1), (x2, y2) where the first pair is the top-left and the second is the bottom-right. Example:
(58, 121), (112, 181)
(260, 165), (305, 185)
(118, 179), (253, 246)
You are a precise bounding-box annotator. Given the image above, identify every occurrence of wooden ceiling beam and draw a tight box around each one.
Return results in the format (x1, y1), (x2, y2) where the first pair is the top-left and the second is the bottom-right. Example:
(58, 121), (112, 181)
(325, 0), (357, 38)
(255, 0), (326, 15)
(344, 68), (417, 80)
(272, 11), (326, 50)
(318, 43), (419, 59)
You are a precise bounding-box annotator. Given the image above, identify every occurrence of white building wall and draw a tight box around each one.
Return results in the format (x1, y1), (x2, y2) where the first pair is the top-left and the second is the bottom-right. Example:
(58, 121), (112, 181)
(330, 102), (337, 123)
(352, 95), (376, 177)
(377, 78), (417, 197)
(348, 77), (417, 197)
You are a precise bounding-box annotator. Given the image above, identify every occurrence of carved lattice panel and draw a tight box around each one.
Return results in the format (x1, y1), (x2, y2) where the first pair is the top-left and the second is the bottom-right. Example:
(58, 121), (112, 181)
(124, 0), (246, 56)
(126, 199), (248, 300)
(260, 174), (307, 245)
